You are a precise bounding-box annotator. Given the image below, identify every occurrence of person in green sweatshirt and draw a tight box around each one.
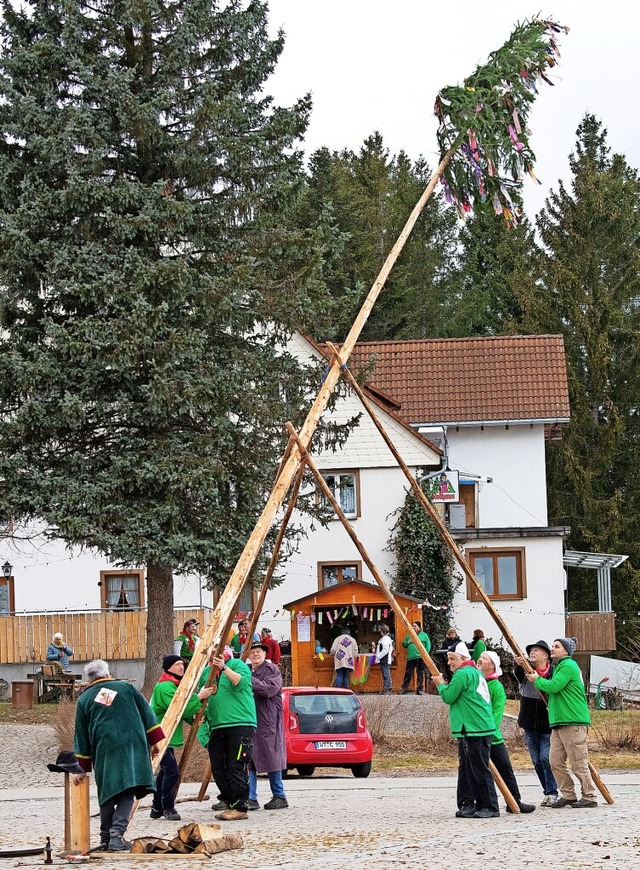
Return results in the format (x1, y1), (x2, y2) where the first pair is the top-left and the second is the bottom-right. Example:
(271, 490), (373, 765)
(526, 636), (597, 808)
(400, 622), (430, 695)
(432, 642), (499, 819)
(197, 652), (257, 821)
(469, 628), (486, 663)
(149, 655), (214, 821)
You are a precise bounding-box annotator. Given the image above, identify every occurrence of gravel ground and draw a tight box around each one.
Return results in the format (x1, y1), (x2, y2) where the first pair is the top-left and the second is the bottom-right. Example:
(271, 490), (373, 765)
(1, 719), (638, 868)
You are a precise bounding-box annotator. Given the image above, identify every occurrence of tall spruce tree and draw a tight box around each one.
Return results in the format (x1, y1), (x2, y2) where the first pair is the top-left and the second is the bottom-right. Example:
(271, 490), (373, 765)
(444, 208), (538, 336)
(0, 0), (340, 691)
(293, 133), (459, 341)
(521, 115), (640, 635)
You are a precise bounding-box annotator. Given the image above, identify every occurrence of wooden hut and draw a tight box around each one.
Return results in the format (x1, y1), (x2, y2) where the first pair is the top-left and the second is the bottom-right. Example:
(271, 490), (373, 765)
(284, 580), (423, 693)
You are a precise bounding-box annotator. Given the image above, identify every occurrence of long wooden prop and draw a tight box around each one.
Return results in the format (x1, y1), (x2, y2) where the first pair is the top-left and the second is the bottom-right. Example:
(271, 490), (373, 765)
(156, 140), (462, 758)
(240, 462), (306, 661)
(285, 421), (519, 813)
(338, 352), (613, 804)
(196, 464), (306, 799)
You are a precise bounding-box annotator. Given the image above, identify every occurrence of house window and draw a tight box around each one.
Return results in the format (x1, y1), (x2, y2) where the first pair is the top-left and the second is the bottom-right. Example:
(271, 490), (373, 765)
(100, 570), (145, 610)
(0, 575), (14, 615)
(466, 548), (526, 601)
(318, 561), (361, 590)
(0, 517), (14, 534)
(320, 471), (360, 519)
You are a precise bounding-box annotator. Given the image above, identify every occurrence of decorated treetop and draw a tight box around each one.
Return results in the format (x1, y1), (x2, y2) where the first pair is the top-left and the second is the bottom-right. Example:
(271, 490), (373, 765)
(435, 18), (569, 227)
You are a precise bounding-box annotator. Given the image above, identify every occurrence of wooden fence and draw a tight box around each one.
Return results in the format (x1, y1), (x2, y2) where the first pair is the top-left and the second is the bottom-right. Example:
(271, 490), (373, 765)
(566, 611), (616, 654)
(0, 608), (208, 664)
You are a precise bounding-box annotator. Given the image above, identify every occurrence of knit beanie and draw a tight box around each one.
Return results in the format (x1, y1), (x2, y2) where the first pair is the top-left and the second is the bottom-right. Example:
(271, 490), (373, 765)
(555, 637), (577, 656)
(162, 654), (184, 673)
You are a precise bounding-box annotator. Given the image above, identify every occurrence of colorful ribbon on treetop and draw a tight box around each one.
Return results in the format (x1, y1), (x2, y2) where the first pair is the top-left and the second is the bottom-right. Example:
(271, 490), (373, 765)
(435, 18), (569, 227)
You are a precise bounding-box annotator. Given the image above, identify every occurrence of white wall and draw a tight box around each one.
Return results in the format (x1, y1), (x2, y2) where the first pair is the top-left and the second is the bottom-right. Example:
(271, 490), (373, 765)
(2, 522), (208, 612)
(452, 534), (566, 650)
(447, 424), (549, 527)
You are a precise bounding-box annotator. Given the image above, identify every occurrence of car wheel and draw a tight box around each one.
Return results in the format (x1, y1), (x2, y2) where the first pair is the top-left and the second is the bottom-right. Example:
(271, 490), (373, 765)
(296, 765), (315, 777)
(351, 761), (372, 778)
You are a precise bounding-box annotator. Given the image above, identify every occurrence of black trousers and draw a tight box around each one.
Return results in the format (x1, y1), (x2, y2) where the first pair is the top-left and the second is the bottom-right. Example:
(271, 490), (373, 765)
(207, 725), (254, 811)
(490, 741), (522, 803)
(401, 658), (426, 692)
(152, 746), (179, 812)
(456, 736), (499, 812)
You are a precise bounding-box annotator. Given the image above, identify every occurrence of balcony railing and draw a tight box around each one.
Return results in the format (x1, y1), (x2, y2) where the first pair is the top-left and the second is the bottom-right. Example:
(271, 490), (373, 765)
(0, 607), (208, 664)
(565, 611), (616, 653)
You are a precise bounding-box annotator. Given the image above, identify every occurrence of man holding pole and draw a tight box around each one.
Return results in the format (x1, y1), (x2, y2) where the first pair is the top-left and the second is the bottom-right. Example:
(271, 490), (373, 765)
(526, 637), (598, 808)
(432, 642), (499, 819)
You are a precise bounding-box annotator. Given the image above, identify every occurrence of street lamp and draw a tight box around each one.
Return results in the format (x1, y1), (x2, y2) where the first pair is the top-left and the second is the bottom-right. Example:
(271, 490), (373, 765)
(2, 561), (12, 578)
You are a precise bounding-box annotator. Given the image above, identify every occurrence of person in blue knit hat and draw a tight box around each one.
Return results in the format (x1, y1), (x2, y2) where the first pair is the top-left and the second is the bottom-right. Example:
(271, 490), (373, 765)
(526, 637), (598, 808)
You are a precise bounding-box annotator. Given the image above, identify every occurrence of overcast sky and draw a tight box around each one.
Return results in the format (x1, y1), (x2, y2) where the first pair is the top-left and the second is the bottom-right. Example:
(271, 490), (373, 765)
(265, 1), (639, 220)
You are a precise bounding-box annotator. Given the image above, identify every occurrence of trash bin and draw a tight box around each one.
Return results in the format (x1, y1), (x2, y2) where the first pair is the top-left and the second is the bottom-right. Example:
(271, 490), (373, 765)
(11, 680), (34, 710)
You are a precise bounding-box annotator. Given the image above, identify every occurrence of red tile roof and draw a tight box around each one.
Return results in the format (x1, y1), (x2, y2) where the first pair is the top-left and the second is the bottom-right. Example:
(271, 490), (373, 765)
(349, 335), (570, 425)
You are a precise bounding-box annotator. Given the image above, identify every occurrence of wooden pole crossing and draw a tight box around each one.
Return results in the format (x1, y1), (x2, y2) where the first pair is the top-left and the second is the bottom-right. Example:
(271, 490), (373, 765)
(285, 421), (520, 813)
(155, 139), (462, 758)
(335, 349), (613, 804)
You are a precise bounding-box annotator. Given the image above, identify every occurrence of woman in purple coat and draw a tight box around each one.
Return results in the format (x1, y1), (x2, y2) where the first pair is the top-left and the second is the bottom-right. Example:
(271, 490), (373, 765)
(246, 642), (288, 810)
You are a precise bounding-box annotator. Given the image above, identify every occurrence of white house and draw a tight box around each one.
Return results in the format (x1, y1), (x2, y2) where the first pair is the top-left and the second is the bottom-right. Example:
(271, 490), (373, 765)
(2, 331), (583, 681)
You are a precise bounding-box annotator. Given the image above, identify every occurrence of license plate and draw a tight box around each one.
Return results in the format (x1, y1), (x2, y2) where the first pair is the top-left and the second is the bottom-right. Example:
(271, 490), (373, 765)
(315, 740), (347, 749)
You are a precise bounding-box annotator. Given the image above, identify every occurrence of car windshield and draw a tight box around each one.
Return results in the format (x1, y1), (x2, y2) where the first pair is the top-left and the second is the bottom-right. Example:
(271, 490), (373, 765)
(290, 692), (360, 734)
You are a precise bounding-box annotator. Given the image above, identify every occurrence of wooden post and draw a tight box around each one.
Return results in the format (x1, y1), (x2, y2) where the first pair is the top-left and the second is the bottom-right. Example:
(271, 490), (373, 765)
(337, 350), (614, 805)
(64, 774), (90, 854)
(156, 140), (462, 755)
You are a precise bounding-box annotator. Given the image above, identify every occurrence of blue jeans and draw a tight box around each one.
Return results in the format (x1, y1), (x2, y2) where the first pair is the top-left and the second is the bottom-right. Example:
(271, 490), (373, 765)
(524, 730), (557, 796)
(249, 767), (286, 800)
(379, 660), (392, 693)
(335, 667), (351, 688)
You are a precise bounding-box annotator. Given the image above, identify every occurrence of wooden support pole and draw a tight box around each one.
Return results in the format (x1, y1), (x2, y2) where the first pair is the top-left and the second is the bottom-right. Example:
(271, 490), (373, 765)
(156, 141), (462, 759)
(241, 463), (306, 661)
(285, 421), (520, 814)
(64, 774), (90, 854)
(337, 350), (613, 805)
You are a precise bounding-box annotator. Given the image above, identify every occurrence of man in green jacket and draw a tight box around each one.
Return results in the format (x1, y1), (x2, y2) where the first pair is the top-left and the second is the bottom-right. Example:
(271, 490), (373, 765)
(400, 621), (430, 695)
(526, 636), (597, 808)
(432, 642), (499, 818)
(198, 652), (257, 821)
(149, 655), (214, 821)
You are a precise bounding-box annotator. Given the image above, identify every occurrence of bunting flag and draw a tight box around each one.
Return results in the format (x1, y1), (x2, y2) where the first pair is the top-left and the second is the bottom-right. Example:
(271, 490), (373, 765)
(434, 17), (568, 225)
(317, 611), (323, 624)
(326, 611), (334, 624)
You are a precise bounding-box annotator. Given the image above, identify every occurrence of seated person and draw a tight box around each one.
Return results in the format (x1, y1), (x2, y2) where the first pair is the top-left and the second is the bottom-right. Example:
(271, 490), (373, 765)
(47, 632), (74, 672)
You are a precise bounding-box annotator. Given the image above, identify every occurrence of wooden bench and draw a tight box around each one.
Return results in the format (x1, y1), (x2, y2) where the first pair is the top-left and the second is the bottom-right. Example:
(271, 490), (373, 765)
(41, 663), (80, 702)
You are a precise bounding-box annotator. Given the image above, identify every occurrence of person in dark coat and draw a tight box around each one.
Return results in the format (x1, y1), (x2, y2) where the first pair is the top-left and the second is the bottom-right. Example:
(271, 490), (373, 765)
(514, 640), (558, 805)
(73, 659), (165, 851)
(246, 642), (288, 810)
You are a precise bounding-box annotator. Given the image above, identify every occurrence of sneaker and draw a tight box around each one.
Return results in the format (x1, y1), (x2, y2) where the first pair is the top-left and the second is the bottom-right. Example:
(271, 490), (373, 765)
(247, 799), (260, 811)
(211, 800), (228, 811)
(215, 808), (248, 821)
(163, 809), (181, 821)
(571, 798), (598, 808)
(108, 836), (132, 852)
(507, 802), (536, 814)
(473, 808), (500, 818)
(264, 796), (289, 810)
(149, 808), (163, 819)
(550, 797), (576, 808)
(540, 795), (558, 807)
(455, 804), (476, 818)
